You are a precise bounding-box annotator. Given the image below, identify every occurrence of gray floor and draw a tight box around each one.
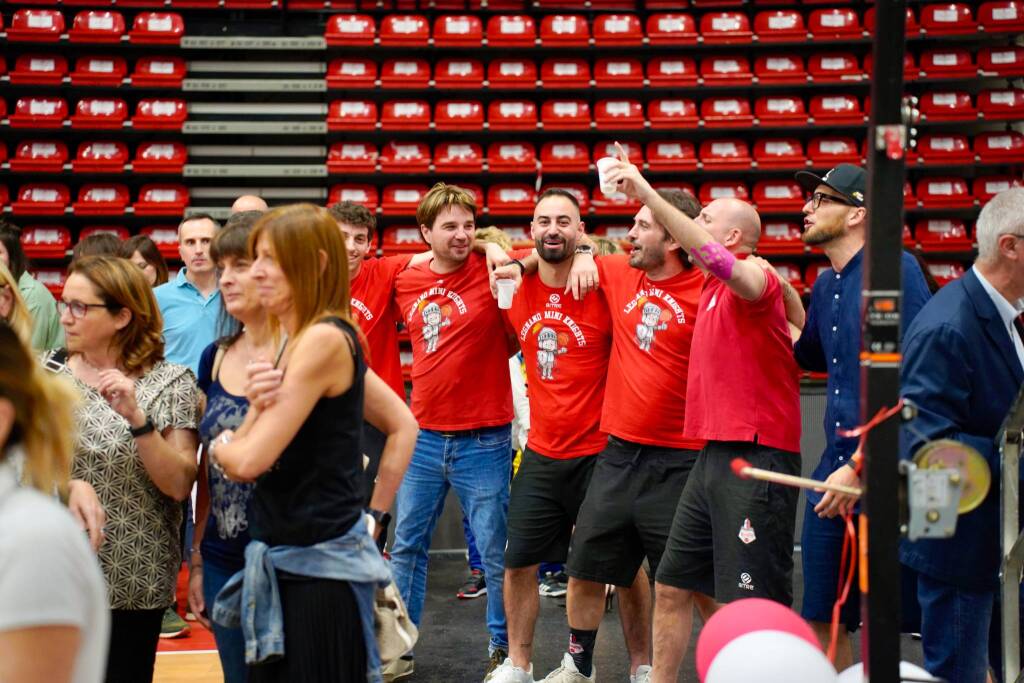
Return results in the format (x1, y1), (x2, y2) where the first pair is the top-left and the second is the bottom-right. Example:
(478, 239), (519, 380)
(409, 553), (925, 682)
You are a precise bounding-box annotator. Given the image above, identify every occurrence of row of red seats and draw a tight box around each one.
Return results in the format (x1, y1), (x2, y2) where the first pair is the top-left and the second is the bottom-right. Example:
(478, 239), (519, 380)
(4, 10), (183, 44)
(2, 141), (185, 173)
(2, 97), (186, 129)
(2, 184), (188, 216)
(5, 54), (186, 87)
(21, 225), (179, 260)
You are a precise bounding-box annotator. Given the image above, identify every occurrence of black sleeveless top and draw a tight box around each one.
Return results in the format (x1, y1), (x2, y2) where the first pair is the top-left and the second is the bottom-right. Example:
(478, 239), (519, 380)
(249, 317), (366, 547)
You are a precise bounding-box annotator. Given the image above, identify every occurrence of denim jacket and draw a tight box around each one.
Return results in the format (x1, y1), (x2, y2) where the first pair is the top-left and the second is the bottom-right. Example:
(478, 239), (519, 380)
(212, 516), (392, 682)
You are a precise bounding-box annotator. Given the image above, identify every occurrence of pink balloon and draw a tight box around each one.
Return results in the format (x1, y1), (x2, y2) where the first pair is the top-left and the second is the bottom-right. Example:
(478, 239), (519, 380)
(696, 598), (821, 682)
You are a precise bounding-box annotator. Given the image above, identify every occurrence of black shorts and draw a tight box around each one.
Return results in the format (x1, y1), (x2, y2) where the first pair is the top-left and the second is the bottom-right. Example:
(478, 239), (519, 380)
(505, 447), (596, 569)
(656, 441), (800, 606)
(566, 436), (698, 588)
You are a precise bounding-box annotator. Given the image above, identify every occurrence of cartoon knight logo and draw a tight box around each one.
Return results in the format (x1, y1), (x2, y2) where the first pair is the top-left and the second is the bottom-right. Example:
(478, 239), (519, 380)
(636, 302), (668, 352)
(420, 301), (451, 354)
(536, 326), (567, 380)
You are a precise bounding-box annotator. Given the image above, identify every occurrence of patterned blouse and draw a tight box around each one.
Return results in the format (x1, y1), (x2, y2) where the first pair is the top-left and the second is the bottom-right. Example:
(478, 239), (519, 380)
(43, 351), (200, 611)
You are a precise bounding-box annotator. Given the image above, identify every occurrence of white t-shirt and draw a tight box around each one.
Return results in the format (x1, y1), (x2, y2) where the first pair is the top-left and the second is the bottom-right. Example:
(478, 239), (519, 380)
(0, 462), (109, 683)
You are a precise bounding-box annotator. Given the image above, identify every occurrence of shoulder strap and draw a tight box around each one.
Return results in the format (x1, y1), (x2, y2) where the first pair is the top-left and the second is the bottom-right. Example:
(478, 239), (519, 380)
(210, 344), (227, 383)
(272, 334), (289, 370)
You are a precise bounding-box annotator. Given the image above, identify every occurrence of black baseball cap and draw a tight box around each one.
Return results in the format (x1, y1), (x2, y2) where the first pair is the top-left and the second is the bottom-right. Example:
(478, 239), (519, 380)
(795, 163), (866, 207)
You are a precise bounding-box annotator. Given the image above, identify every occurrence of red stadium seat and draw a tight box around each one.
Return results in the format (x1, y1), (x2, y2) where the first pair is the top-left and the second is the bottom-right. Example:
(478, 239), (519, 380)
(382, 185), (429, 215)
(129, 12), (184, 45)
(69, 10), (125, 43)
(647, 141), (698, 171)
(435, 59), (484, 90)
(542, 183), (589, 214)
(700, 12), (752, 43)
(916, 218), (971, 251)
(808, 136), (861, 166)
(594, 100), (644, 130)
(21, 227), (71, 260)
(594, 141), (641, 164)
(701, 55), (753, 84)
(701, 97), (754, 127)
(133, 142), (186, 173)
(920, 3), (977, 35)
(594, 59), (644, 88)
(7, 9), (65, 42)
(927, 262), (966, 287)
(140, 227), (180, 260)
(71, 98), (127, 129)
(542, 100), (591, 131)
(328, 184), (379, 211)
(753, 10), (807, 42)
(917, 134), (974, 165)
(864, 6), (919, 36)
(435, 101), (484, 131)
(380, 59), (430, 89)
(808, 53), (862, 83)
(9, 97), (68, 129)
(753, 180), (804, 210)
(132, 99), (187, 130)
(487, 142), (537, 173)
(757, 222), (803, 254)
(540, 142), (590, 173)
(433, 15), (482, 46)
(380, 100), (429, 130)
(539, 14), (590, 47)
(379, 142), (430, 173)
(487, 59), (536, 90)
(733, 102), (787, 145)
(592, 224), (631, 250)
(919, 91), (976, 122)
(134, 184), (189, 216)
(769, 262), (805, 293)
(325, 14), (376, 46)
(645, 13), (698, 45)
(434, 143), (483, 174)
(12, 184), (70, 216)
(10, 141), (68, 173)
(72, 141), (128, 173)
(863, 52), (918, 81)
(381, 227), (428, 255)
(540, 59), (590, 89)
(975, 131), (1024, 163)
(649, 99), (699, 129)
(488, 101), (538, 131)
(379, 15), (429, 46)
(753, 138), (806, 169)
(754, 54), (806, 84)
(916, 177), (973, 208)
(700, 139), (751, 170)
(810, 94), (864, 125)
(73, 184), (130, 215)
(979, 88), (1024, 120)
(326, 59), (377, 89)
(327, 100), (378, 131)
(327, 142), (377, 174)
(974, 175), (1022, 202)
(699, 180), (750, 206)
(485, 15), (536, 47)
(71, 56), (126, 87)
(978, 46), (1024, 77)
(33, 269), (68, 298)
(10, 54), (68, 85)
(488, 184), (536, 215)
(591, 185), (639, 216)
(0, 186), (8, 212)
(919, 49), (975, 79)
(593, 14), (642, 46)
(808, 8), (862, 39)
(979, 1), (1024, 31)
(131, 57), (186, 87)
(647, 57), (698, 87)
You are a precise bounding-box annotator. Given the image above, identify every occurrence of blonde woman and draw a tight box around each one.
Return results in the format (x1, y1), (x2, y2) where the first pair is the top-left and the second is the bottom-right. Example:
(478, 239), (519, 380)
(0, 321), (109, 683)
(0, 262), (33, 344)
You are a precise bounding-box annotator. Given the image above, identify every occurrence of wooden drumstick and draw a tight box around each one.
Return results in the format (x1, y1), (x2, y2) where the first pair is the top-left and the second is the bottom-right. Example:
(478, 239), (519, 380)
(730, 458), (863, 497)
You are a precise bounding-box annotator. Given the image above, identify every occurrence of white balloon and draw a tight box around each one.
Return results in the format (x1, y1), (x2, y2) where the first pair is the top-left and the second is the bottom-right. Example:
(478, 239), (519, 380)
(705, 630), (838, 683)
(837, 661), (937, 683)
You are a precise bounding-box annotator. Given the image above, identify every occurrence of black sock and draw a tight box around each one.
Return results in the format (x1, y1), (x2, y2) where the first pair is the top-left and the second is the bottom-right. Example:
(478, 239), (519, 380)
(568, 628), (598, 677)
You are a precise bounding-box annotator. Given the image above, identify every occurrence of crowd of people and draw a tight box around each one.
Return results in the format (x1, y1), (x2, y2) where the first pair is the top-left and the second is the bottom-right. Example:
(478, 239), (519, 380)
(0, 151), (1021, 683)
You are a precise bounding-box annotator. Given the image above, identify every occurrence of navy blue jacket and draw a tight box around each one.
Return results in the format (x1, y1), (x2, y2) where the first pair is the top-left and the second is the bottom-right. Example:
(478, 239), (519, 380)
(899, 267), (1024, 589)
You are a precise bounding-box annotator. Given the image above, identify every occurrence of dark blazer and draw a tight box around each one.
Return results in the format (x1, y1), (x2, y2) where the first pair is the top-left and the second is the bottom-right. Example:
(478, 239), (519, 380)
(900, 267), (1024, 590)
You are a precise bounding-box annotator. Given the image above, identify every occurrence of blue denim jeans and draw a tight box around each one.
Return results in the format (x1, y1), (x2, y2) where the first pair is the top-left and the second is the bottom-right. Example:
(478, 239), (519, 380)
(462, 513), (484, 572)
(391, 426), (512, 653)
(204, 559), (248, 683)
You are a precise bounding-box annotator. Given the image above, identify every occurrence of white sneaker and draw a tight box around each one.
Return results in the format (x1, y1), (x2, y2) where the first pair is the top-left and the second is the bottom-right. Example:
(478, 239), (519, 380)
(630, 665), (651, 683)
(541, 653), (596, 682)
(484, 658), (535, 683)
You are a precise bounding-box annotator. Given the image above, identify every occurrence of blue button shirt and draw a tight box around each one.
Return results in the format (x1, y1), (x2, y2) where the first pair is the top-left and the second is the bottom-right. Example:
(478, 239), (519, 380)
(154, 269), (220, 374)
(794, 249), (932, 503)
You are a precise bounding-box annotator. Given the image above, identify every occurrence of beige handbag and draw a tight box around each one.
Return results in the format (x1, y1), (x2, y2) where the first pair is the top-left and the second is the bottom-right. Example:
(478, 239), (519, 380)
(375, 580), (418, 667)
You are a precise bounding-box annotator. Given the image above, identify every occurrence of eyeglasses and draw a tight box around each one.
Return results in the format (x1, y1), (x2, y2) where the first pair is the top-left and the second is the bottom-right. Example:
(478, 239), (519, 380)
(810, 192), (857, 211)
(58, 300), (113, 319)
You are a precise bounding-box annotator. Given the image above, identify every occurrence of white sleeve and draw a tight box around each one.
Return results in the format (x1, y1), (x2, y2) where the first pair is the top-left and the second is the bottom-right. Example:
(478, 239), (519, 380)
(509, 357), (530, 452)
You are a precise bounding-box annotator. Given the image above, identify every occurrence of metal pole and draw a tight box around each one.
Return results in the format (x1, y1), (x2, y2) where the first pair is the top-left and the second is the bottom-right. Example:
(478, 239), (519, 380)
(860, 2), (908, 682)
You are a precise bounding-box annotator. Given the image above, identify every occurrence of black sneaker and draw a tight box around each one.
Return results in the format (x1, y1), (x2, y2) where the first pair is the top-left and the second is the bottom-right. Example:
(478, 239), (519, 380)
(457, 569), (487, 600)
(539, 571), (568, 598)
(486, 647), (508, 678)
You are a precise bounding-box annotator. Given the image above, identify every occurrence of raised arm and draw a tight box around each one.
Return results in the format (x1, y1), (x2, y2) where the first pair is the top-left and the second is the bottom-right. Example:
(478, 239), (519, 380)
(362, 369), (418, 520)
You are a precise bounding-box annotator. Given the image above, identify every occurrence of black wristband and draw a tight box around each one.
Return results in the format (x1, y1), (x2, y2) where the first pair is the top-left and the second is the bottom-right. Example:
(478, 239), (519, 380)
(510, 259), (526, 275)
(130, 416), (156, 438)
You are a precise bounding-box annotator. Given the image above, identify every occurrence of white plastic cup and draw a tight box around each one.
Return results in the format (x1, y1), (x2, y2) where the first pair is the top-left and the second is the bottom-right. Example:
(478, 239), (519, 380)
(496, 278), (515, 309)
(596, 156), (619, 197)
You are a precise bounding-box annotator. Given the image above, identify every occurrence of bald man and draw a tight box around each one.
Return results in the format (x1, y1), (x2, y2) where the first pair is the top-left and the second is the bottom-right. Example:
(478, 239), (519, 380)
(230, 194), (268, 214)
(605, 149), (803, 683)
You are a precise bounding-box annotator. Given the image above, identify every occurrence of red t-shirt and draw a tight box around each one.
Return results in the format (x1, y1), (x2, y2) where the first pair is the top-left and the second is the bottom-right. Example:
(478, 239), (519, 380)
(684, 269), (802, 453)
(598, 255), (706, 450)
(394, 252), (513, 430)
(502, 273), (612, 459)
(350, 255), (413, 399)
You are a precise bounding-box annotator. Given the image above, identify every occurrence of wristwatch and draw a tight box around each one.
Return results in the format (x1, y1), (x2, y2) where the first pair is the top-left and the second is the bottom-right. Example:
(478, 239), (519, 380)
(129, 415), (156, 438)
(510, 258), (526, 275)
(366, 508), (392, 550)
(574, 244), (594, 256)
